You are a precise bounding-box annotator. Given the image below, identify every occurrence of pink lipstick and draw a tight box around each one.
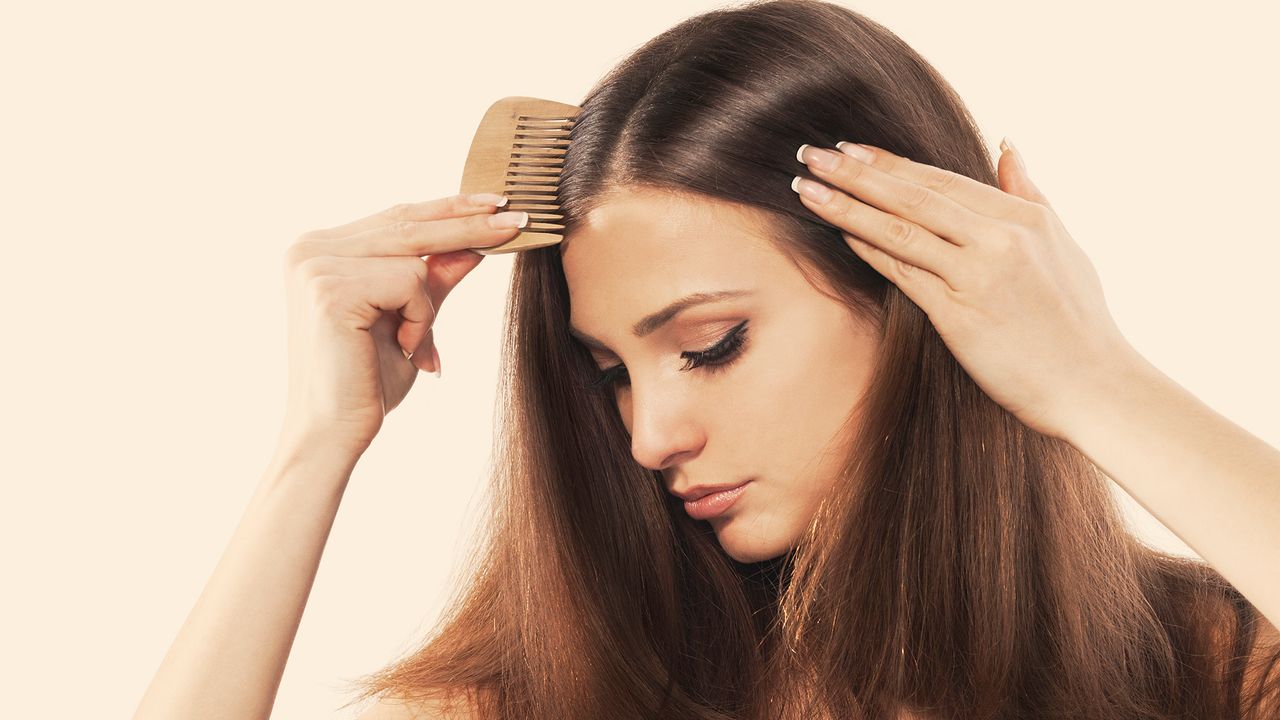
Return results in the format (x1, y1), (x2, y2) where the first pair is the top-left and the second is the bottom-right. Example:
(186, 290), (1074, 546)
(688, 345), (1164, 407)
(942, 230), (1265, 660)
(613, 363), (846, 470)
(682, 481), (751, 520)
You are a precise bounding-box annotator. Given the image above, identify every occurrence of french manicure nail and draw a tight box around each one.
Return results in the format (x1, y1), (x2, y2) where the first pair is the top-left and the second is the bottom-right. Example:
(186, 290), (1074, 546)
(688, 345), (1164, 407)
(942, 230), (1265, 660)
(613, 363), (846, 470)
(835, 141), (875, 163)
(1003, 137), (1028, 173)
(791, 175), (833, 203)
(798, 144), (840, 171)
(488, 211), (529, 229)
(467, 192), (508, 207)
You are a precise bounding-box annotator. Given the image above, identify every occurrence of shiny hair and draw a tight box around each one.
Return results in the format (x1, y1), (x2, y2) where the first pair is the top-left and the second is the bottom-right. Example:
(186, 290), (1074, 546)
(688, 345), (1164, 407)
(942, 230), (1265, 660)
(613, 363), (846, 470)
(341, 1), (1280, 717)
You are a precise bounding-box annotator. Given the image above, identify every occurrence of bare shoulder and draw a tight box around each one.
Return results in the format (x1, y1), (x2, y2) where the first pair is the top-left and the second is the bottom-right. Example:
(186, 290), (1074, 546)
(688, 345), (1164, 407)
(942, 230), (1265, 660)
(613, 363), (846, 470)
(352, 692), (480, 720)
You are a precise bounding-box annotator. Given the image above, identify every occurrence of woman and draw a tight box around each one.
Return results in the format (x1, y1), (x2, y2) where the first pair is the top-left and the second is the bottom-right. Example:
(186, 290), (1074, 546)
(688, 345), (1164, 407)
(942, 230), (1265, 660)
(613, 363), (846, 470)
(133, 1), (1280, 718)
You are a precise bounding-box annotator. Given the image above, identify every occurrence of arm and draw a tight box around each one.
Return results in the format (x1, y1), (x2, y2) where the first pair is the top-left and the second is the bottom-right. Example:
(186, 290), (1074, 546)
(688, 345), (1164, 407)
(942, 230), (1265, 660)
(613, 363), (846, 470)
(132, 434), (359, 720)
(787, 138), (1280, 626)
(1059, 347), (1280, 628)
(134, 191), (510, 719)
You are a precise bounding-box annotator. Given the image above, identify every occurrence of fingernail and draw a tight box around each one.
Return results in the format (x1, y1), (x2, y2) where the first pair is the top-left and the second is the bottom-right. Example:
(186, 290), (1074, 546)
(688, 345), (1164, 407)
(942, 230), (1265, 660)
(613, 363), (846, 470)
(467, 192), (508, 207)
(401, 347), (414, 361)
(835, 141), (875, 163)
(431, 345), (442, 378)
(488, 210), (529, 229)
(791, 175), (833, 203)
(1001, 137), (1027, 173)
(797, 144), (840, 171)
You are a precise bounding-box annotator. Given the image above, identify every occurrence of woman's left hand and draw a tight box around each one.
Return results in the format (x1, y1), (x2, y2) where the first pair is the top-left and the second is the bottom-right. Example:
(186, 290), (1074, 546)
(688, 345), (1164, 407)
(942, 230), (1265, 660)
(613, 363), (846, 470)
(791, 139), (1143, 440)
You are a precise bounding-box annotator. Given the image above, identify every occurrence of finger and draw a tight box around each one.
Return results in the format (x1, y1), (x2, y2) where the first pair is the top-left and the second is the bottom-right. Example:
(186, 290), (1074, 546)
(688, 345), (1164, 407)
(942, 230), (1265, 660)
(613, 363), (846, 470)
(325, 264), (436, 342)
(296, 248), (484, 308)
(295, 252), (484, 373)
(793, 175), (963, 290)
(831, 142), (1043, 224)
(997, 138), (1053, 209)
(393, 276), (436, 363)
(842, 230), (953, 317)
(299, 208), (529, 261)
(430, 343), (442, 377)
(797, 144), (992, 248)
(413, 249), (488, 371)
(304, 192), (508, 240)
(425, 248), (488, 304)
(291, 254), (433, 361)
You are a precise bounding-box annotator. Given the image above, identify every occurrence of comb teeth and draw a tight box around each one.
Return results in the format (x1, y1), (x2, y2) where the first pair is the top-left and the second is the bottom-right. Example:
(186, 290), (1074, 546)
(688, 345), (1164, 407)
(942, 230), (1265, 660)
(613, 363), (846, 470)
(505, 115), (577, 233)
(460, 97), (583, 255)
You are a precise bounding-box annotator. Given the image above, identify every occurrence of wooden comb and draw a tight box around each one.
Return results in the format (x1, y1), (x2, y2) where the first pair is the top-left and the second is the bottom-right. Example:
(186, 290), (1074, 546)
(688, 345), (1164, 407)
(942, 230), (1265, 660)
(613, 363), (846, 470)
(460, 96), (583, 255)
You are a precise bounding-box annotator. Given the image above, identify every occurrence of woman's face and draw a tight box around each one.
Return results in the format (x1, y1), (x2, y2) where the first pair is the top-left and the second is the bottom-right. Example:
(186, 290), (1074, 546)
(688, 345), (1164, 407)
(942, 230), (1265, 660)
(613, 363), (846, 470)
(560, 187), (880, 563)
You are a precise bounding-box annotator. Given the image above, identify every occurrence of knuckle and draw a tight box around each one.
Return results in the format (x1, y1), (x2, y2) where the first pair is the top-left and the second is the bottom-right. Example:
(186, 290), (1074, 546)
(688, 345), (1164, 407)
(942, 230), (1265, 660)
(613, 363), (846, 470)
(294, 255), (333, 282)
(985, 228), (1032, 278)
(405, 256), (429, 282)
(385, 202), (416, 221)
(400, 268), (425, 293)
(448, 193), (472, 215)
(284, 237), (319, 266)
(307, 276), (347, 317)
(842, 159), (870, 184)
(1011, 235), (1039, 268)
(1006, 223), (1037, 247)
(1023, 202), (1055, 231)
(884, 217), (916, 249)
(899, 184), (932, 211)
(983, 226), (1019, 255)
(833, 203), (860, 233)
(387, 220), (423, 245)
(924, 169), (962, 195)
(397, 264), (435, 318)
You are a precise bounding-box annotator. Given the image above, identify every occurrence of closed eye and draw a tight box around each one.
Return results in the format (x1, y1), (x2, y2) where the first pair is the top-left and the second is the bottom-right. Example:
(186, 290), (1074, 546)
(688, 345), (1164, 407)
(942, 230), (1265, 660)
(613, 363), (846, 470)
(579, 320), (750, 393)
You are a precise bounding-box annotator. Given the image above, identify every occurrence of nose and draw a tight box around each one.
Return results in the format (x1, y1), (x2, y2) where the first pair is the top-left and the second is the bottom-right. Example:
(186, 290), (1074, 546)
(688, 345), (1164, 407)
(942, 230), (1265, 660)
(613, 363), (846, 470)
(621, 378), (706, 471)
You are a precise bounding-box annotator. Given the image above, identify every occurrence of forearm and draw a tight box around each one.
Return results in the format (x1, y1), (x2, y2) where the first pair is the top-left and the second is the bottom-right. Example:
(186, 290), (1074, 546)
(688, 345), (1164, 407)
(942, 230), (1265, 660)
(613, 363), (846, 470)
(133, 436), (360, 720)
(1061, 351), (1280, 626)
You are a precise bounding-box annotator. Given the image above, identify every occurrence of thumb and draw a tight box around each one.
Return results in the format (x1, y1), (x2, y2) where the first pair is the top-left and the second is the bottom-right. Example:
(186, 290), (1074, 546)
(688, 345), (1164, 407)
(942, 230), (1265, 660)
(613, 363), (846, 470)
(997, 137), (1052, 210)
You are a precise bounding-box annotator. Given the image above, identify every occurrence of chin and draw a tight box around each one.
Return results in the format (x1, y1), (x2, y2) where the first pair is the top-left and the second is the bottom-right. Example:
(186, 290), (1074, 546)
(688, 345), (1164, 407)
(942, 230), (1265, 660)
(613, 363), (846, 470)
(713, 517), (793, 564)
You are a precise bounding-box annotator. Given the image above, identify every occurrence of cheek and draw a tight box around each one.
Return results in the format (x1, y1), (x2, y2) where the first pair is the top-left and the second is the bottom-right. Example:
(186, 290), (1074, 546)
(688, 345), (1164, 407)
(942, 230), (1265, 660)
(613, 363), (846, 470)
(755, 342), (871, 494)
(617, 393), (632, 433)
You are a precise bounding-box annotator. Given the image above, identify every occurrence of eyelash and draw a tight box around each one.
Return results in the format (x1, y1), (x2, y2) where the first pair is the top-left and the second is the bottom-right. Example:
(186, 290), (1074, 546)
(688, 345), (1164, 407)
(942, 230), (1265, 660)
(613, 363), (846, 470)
(580, 320), (751, 393)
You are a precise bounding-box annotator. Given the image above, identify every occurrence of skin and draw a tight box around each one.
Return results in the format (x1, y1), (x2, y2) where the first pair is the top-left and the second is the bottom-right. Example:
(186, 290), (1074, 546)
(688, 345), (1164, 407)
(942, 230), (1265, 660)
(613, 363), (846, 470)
(560, 186), (880, 563)
(135, 131), (1279, 719)
(794, 139), (1280, 630)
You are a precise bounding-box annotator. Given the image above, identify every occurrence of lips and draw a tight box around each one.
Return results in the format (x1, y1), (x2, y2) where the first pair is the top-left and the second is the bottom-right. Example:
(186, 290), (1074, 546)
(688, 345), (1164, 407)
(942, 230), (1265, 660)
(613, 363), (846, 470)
(670, 479), (752, 502)
(682, 482), (751, 520)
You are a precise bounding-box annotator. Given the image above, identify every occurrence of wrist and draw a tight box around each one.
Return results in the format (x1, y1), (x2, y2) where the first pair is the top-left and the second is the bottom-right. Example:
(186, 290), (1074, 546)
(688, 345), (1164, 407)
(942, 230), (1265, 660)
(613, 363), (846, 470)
(278, 412), (374, 454)
(268, 423), (366, 487)
(1053, 341), (1163, 447)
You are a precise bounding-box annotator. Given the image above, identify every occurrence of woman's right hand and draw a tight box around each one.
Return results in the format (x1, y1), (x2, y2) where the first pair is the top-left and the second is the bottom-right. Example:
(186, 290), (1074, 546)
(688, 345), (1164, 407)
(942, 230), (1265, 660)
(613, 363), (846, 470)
(278, 193), (528, 457)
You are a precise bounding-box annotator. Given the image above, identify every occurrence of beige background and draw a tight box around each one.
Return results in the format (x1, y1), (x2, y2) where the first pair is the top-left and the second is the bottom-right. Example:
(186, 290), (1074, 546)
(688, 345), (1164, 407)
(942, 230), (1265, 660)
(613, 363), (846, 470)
(2, 1), (1277, 717)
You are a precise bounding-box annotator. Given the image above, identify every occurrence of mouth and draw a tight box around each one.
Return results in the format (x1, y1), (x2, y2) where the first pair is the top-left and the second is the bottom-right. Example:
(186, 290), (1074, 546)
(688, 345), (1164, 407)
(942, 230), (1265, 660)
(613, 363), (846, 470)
(678, 480), (753, 520)
(669, 479), (753, 503)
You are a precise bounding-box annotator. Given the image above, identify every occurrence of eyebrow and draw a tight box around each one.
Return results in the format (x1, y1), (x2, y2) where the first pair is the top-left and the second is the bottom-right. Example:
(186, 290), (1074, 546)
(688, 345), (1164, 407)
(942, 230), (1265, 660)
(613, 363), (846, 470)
(568, 289), (754, 350)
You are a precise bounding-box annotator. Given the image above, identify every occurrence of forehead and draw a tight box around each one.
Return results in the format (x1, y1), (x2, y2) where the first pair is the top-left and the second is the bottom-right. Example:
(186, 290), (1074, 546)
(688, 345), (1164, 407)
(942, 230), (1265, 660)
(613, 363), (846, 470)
(560, 189), (786, 325)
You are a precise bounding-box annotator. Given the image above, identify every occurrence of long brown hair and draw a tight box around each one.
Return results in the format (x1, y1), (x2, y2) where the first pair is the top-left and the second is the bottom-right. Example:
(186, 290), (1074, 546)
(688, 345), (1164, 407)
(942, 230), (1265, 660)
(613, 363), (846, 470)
(340, 1), (1280, 717)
